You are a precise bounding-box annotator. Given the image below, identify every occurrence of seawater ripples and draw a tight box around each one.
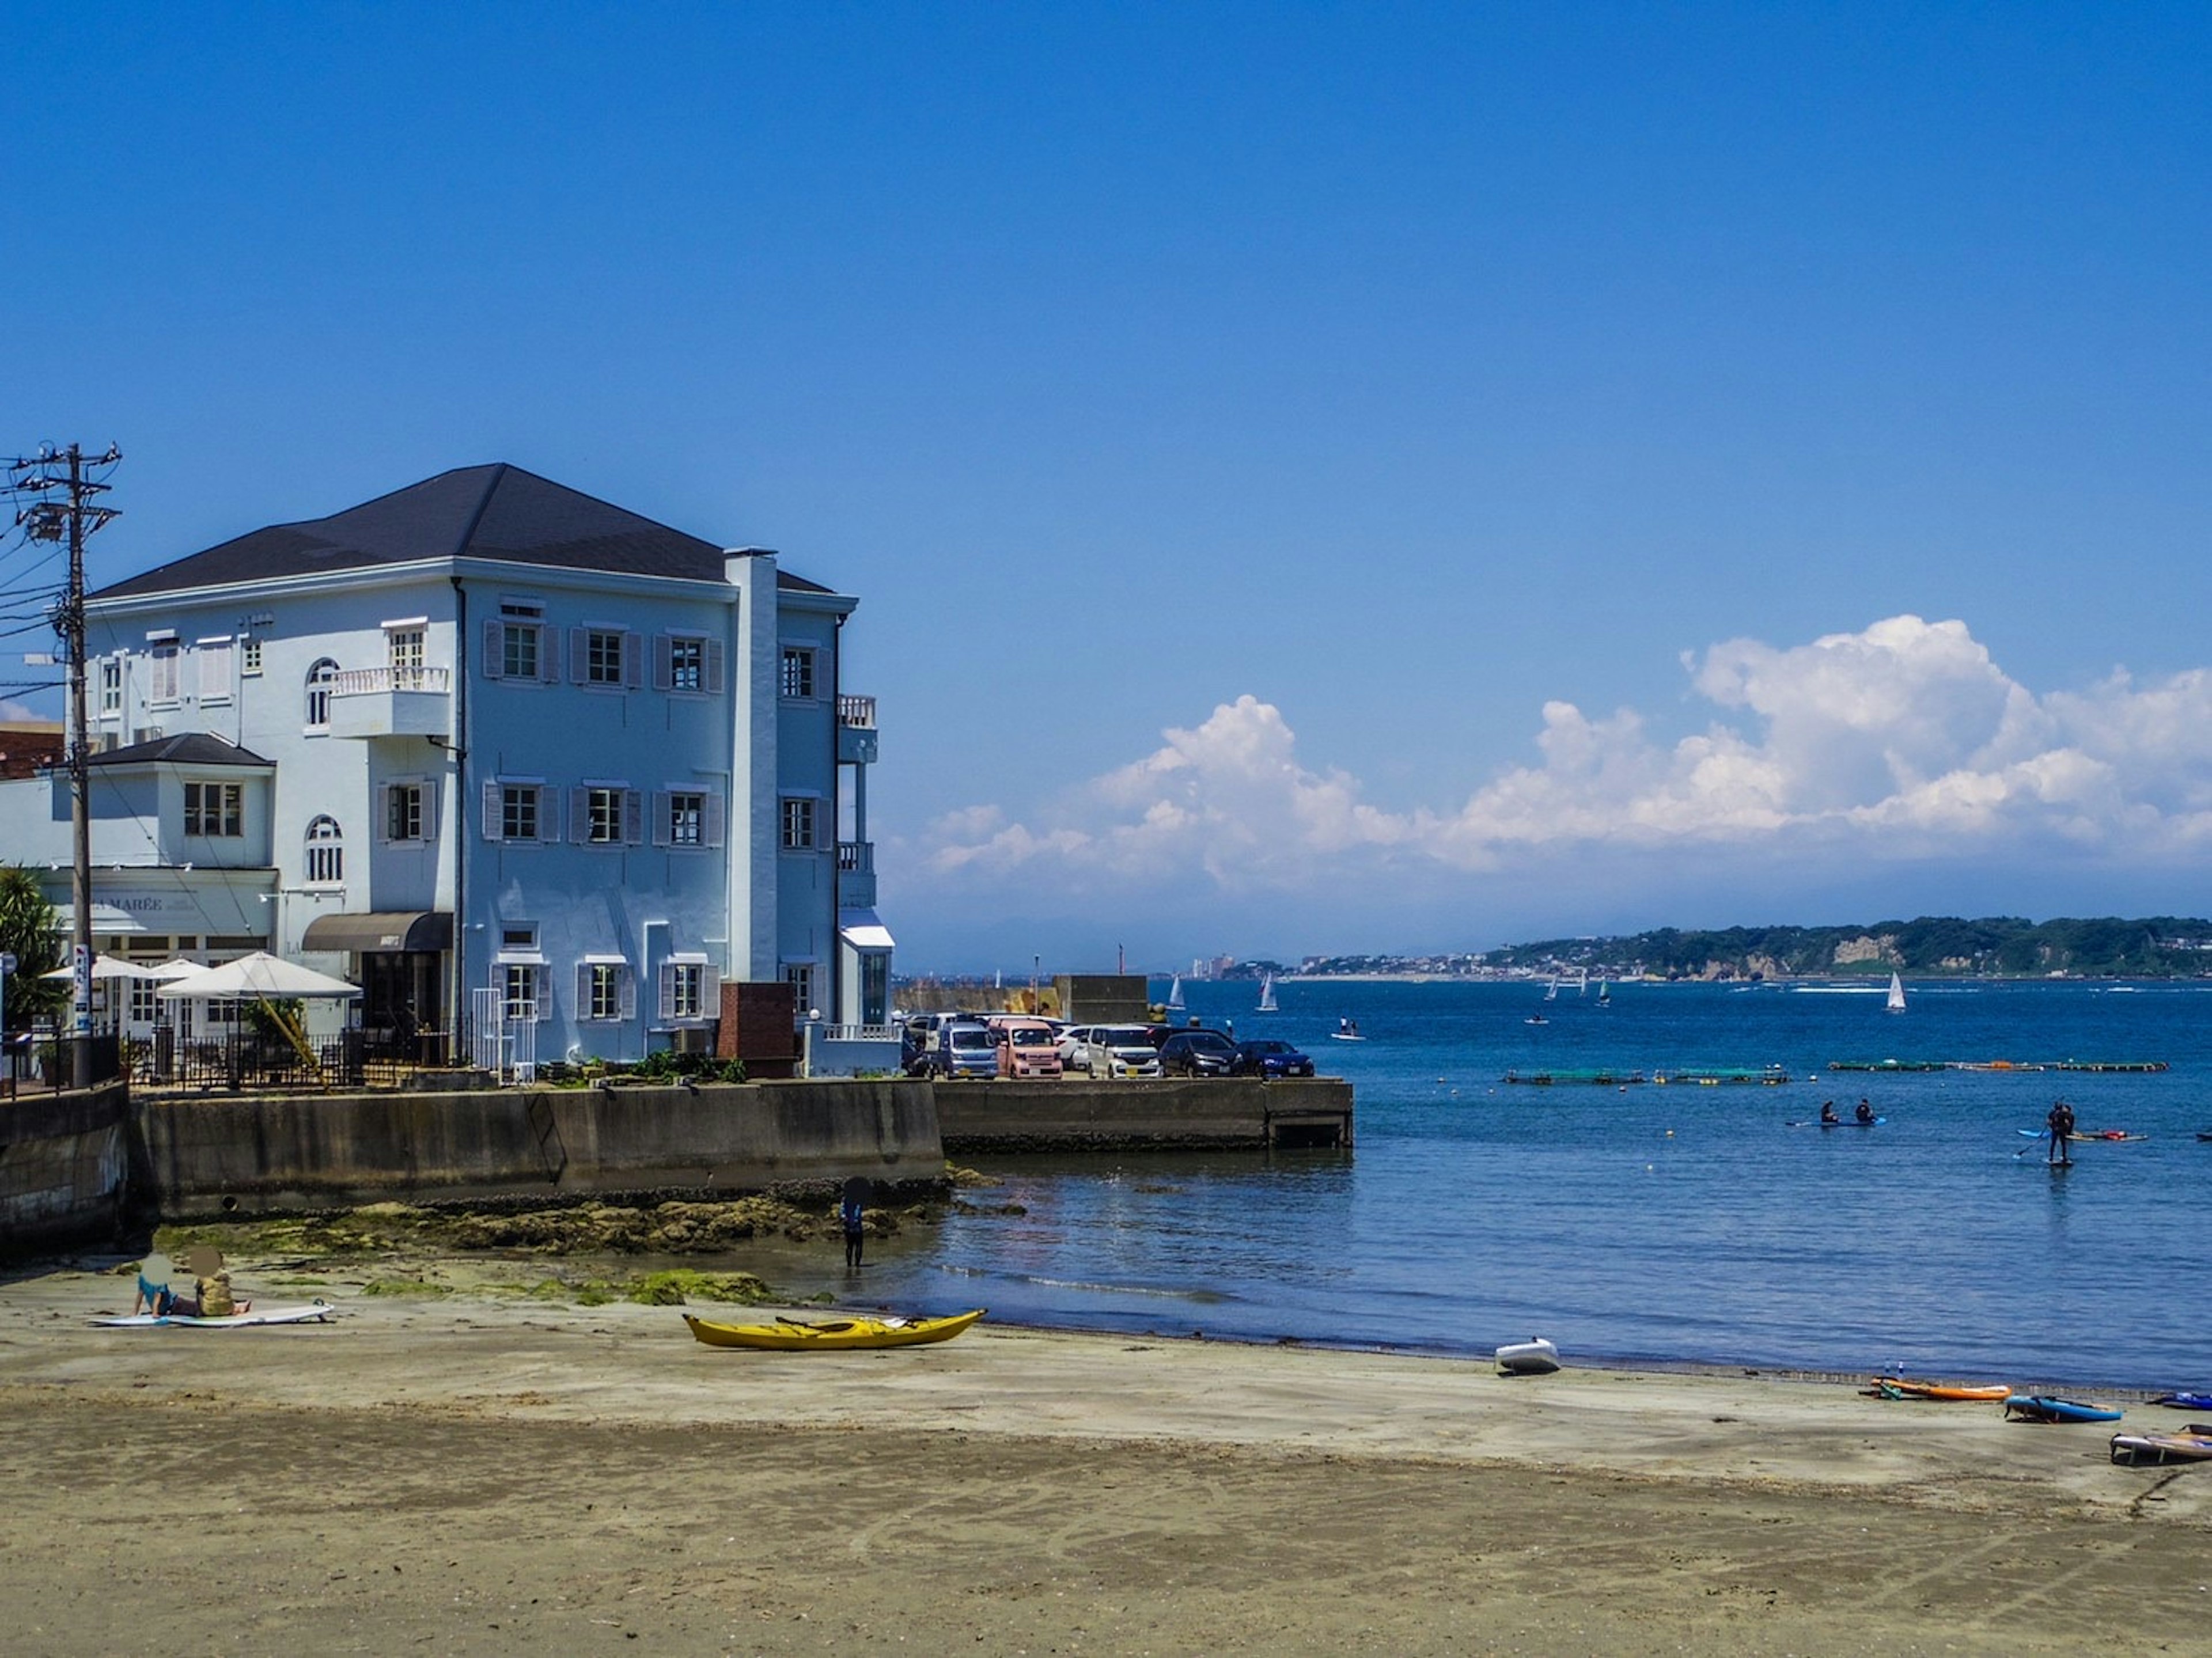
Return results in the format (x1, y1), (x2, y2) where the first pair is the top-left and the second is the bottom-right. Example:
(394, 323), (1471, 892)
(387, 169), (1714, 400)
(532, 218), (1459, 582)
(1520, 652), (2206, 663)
(846, 980), (2212, 1387)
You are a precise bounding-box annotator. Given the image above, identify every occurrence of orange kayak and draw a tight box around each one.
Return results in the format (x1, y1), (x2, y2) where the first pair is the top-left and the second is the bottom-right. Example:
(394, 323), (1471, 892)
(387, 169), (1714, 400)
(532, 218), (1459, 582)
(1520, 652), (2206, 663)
(1870, 1378), (2013, 1402)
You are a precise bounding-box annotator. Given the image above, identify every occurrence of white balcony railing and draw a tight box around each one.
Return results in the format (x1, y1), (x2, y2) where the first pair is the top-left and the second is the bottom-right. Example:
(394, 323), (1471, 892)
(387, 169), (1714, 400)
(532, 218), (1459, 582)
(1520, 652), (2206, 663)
(331, 665), (451, 697)
(837, 840), (873, 875)
(837, 693), (876, 729)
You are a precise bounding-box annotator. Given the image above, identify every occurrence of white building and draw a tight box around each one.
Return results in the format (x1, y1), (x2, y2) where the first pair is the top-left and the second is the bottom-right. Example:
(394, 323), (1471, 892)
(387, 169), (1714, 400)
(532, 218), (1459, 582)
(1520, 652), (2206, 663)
(0, 463), (891, 1065)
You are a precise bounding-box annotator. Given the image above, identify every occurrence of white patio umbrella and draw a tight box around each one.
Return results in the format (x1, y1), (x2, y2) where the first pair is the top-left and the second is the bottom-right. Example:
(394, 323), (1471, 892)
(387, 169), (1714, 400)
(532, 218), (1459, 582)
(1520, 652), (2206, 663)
(154, 951), (362, 1001)
(40, 953), (167, 983)
(142, 959), (211, 982)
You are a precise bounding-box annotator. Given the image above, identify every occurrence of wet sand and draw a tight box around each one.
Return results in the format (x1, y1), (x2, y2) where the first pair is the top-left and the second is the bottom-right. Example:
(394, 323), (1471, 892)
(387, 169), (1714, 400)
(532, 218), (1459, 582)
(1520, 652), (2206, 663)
(2, 1265), (2206, 1655)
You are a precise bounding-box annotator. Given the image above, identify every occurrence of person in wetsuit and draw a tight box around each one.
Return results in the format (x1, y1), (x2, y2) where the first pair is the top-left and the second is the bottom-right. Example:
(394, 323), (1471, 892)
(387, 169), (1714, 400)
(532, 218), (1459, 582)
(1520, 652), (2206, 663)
(1856, 1099), (1875, 1124)
(2047, 1098), (2076, 1166)
(1820, 1100), (1839, 1124)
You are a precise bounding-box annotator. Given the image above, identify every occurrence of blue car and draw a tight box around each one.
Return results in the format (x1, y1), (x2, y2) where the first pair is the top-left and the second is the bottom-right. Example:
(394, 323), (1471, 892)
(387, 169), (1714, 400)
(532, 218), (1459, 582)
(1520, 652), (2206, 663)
(1229, 1038), (1314, 1079)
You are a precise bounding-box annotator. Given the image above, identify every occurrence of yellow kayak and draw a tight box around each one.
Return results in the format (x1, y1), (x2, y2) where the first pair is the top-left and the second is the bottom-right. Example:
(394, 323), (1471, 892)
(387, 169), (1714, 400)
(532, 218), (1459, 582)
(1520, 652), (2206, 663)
(683, 1308), (986, 1351)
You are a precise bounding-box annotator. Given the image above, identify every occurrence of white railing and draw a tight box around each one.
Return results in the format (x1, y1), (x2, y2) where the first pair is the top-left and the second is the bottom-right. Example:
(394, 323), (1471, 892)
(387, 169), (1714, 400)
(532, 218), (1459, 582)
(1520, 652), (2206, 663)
(469, 985), (537, 1084)
(822, 1023), (898, 1042)
(331, 665), (452, 697)
(837, 693), (876, 729)
(836, 841), (873, 875)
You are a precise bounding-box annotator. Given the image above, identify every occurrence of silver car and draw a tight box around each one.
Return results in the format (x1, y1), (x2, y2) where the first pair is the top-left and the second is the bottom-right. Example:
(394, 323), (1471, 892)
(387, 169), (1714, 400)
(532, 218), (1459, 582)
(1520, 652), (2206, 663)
(1073, 1025), (1162, 1078)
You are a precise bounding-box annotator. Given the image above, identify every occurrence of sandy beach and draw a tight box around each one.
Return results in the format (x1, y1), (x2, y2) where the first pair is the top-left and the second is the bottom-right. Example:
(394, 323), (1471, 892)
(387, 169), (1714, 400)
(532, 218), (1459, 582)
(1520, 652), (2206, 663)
(2, 1262), (2206, 1656)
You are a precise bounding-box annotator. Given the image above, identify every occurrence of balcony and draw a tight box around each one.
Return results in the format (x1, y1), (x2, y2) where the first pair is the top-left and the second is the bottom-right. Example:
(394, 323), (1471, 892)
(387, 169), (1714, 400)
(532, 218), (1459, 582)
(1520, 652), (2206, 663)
(836, 693), (878, 764)
(837, 840), (876, 906)
(328, 665), (452, 740)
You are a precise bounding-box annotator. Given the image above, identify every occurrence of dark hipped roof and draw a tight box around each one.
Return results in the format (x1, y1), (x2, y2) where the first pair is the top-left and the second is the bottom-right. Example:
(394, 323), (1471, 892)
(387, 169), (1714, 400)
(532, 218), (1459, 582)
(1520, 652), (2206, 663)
(93, 463), (832, 601)
(86, 733), (272, 768)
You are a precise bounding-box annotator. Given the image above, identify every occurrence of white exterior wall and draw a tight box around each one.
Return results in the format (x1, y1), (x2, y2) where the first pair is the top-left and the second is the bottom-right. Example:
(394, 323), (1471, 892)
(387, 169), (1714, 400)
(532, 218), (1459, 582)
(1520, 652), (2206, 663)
(3, 523), (884, 1070)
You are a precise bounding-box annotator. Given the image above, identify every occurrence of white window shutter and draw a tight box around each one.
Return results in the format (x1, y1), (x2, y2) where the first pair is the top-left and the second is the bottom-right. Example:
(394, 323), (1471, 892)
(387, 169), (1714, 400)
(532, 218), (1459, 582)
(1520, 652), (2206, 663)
(376, 784), (393, 845)
(703, 792), (725, 849)
(537, 786), (560, 844)
(703, 638), (725, 694)
(536, 624), (559, 684)
(568, 627), (588, 682)
(650, 790), (672, 848)
(568, 787), (590, 845)
(652, 635), (673, 691)
(619, 968), (637, 1022)
(535, 969), (552, 1021)
(575, 961), (592, 1016)
(623, 789), (643, 845)
(480, 781), (503, 841)
(422, 781), (438, 836)
(482, 620), (505, 677)
(658, 962), (676, 1021)
(623, 631), (643, 688)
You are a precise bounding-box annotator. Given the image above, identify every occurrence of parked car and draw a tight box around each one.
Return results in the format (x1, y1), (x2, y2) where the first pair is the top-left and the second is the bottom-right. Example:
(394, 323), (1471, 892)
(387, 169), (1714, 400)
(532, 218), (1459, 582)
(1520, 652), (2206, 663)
(923, 1020), (1000, 1080)
(1070, 1024), (1163, 1078)
(986, 1015), (1063, 1079)
(1228, 1038), (1314, 1079)
(1157, 1029), (1238, 1077)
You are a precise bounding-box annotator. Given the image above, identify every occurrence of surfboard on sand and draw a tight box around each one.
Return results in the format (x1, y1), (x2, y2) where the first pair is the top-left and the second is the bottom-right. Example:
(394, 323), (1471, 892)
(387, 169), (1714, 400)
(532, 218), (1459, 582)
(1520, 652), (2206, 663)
(92, 1301), (340, 1329)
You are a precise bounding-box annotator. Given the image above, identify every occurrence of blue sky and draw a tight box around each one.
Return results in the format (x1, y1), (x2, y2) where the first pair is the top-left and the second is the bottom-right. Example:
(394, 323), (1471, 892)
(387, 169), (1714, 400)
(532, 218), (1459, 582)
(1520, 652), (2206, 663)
(9, 5), (2212, 972)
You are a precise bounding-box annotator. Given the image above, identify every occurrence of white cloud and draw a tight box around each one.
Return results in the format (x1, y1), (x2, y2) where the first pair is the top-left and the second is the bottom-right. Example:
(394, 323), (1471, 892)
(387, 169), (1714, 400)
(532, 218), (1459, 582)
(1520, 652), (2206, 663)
(915, 616), (2212, 904)
(0, 699), (46, 722)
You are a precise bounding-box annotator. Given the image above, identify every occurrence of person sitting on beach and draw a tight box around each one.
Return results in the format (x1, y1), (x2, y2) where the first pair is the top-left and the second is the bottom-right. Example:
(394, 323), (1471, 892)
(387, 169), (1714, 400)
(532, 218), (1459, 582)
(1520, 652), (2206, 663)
(1820, 1100), (1839, 1124)
(1855, 1100), (1875, 1124)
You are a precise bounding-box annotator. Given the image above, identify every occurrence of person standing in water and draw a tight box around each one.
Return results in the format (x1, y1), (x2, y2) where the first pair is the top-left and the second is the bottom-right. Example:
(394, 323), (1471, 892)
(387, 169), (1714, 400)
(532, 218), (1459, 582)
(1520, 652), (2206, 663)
(2047, 1098), (2077, 1166)
(840, 1190), (867, 1270)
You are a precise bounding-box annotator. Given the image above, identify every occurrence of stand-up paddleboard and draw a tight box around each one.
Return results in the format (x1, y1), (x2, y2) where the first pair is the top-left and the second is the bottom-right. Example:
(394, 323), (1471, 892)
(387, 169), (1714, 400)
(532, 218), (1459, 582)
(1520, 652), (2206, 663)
(92, 1300), (339, 1329)
(1789, 1117), (1885, 1128)
(2005, 1395), (2123, 1424)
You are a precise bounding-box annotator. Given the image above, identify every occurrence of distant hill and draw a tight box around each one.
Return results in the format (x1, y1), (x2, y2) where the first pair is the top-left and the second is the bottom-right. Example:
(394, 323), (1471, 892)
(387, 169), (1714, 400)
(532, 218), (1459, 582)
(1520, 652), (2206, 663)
(1293, 916), (2212, 981)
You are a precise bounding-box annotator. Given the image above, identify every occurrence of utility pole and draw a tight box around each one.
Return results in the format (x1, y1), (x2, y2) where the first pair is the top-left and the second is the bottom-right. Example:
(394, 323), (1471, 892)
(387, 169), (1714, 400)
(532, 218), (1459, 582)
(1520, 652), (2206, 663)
(10, 443), (120, 1090)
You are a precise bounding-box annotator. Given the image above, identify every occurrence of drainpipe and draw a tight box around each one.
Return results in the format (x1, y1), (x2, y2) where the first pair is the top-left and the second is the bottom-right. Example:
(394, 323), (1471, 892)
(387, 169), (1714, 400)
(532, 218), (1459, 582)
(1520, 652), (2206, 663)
(830, 612), (844, 1025)
(449, 575), (469, 1059)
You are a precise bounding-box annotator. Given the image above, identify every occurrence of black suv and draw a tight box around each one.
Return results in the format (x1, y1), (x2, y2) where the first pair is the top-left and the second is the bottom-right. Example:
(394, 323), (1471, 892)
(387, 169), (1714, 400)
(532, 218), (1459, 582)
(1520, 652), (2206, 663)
(1158, 1029), (1238, 1076)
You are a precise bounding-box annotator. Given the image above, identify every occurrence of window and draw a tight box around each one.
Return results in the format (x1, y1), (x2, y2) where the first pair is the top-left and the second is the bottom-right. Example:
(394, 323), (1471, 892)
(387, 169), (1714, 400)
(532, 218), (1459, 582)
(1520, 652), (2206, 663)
(578, 961), (634, 1022)
(667, 790), (703, 847)
(384, 783), (426, 843)
(571, 627), (638, 689)
(781, 796), (817, 850)
(780, 646), (816, 700)
(669, 636), (703, 692)
(305, 658), (338, 729)
(184, 781), (243, 838)
(569, 784), (639, 847)
(501, 784), (541, 841)
(127, 977), (160, 1025)
(150, 640), (181, 705)
(653, 632), (723, 695)
(660, 958), (709, 1021)
(484, 602), (555, 684)
(502, 622), (539, 679)
(97, 658), (122, 720)
(198, 638), (234, 705)
(386, 623), (425, 674)
(861, 952), (889, 1026)
(784, 962), (816, 1019)
(501, 963), (540, 1022)
(304, 815), (344, 886)
(241, 638), (263, 676)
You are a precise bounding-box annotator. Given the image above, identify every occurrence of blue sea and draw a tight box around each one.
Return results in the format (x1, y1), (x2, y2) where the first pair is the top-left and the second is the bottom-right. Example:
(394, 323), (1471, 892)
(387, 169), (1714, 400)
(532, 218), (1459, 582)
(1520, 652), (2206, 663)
(834, 978), (2212, 1390)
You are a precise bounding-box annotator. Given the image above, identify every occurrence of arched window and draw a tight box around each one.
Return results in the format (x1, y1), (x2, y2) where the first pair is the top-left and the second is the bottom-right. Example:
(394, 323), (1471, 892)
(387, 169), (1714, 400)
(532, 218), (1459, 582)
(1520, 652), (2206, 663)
(304, 815), (344, 886)
(305, 658), (339, 729)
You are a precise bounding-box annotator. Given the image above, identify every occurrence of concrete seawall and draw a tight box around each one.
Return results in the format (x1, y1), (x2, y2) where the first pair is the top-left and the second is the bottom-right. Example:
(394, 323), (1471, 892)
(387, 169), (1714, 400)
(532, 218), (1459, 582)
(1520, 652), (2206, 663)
(2, 1076), (1355, 1242)
(138, 1080), (943, 1217)
(0, 1083), (134, 1257)
(937, 1077), (1354, 1152)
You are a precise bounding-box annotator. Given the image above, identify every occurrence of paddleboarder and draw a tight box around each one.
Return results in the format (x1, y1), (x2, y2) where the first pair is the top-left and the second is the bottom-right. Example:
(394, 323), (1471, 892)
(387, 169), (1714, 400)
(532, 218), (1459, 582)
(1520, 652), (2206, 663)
(2047, 1098), (2076, 1166)
(1855, 1099), (1875, 1125)
(1820, 1100), (1839, 1125)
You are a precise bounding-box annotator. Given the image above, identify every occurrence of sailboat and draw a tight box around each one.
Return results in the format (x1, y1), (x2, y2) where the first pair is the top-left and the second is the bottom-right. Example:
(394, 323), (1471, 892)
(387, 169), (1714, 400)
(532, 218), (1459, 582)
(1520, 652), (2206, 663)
(1165, 974), (1185, 1011)
(1597, 978), (1611, 1007)
(1544, 977), (1559, 1003)
(1256, 973), (1279, 1013)
(1885, 972), (1907, 1014)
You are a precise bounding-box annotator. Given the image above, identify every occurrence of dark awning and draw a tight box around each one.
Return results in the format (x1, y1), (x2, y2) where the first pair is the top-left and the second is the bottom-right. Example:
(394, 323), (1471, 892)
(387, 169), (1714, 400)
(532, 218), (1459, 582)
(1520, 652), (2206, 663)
(300, 910), (453, 953)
